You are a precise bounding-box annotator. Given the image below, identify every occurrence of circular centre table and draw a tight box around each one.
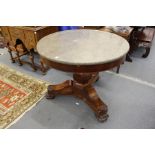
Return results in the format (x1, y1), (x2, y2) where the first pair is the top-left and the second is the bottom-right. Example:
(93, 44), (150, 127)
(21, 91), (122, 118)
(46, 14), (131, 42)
(37, 29), (129, 122)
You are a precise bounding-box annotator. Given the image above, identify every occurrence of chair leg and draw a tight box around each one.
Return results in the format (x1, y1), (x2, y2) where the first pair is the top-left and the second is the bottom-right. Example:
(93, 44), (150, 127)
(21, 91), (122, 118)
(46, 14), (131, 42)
(16, 52), (23, 66)
(29, 53), (37, 71)
(40, 58), (47, 74)
(142, 47), (150, 58)
(8, 49), (15, 63)
(116, 65), (120, 73)
(126, 53), (132, 62)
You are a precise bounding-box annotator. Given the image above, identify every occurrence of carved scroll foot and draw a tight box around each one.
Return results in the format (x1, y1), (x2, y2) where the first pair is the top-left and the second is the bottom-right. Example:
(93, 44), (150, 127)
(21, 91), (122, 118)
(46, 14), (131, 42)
(46, 91), (55, 99)
(95, 111), (109, 122)
(77, 86), (108, 122)
(46, 80), (73, 99)
(73, 73), (108, 122)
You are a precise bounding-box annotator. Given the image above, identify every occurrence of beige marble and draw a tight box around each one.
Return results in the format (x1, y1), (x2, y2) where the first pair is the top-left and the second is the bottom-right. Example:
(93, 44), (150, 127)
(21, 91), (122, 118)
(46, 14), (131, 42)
(37, 30), (129, 65)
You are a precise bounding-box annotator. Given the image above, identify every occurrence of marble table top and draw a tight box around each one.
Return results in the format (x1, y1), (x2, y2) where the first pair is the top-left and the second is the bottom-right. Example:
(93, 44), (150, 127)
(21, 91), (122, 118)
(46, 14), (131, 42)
(37, 29), (129, 65)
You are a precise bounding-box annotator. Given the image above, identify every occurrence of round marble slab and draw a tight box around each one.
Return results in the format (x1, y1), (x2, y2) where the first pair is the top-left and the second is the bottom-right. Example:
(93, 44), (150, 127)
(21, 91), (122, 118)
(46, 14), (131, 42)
(37, 29), (129, 65)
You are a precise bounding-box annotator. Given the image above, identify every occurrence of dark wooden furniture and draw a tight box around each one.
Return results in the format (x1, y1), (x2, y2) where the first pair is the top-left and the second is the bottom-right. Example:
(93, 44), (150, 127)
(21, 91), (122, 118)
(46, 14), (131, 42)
(99, 26), (134, 71)
(99, 26), (133, 40)
(1, 26), (58, 73)
(37, 30), (129, 122)
(130, 27), (155, 58)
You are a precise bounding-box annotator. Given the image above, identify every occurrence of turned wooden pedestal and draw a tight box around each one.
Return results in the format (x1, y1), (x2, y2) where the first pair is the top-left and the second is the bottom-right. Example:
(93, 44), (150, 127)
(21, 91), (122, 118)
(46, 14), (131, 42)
(46, 72), (108, 122)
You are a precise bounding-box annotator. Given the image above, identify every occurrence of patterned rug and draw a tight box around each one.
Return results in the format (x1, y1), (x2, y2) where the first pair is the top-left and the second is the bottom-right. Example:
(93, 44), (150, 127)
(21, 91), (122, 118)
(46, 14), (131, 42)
(0, 64), (48, 128)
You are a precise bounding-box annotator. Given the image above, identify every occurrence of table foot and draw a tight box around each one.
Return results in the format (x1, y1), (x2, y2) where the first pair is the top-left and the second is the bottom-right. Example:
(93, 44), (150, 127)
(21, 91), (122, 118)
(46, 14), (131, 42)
(95, 113), (109, 122)
(46, 92), (55, 99)
(46, 80), (73, 99)
(76, 86), (108, 123)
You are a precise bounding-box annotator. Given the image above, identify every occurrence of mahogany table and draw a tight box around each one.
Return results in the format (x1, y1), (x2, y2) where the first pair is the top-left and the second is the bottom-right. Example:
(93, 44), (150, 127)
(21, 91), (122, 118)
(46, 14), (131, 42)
(37, 30), (129, 122)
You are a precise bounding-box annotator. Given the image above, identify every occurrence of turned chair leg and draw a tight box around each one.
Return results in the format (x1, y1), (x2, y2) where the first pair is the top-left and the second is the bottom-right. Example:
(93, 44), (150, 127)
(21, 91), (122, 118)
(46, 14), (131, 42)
(126, 53), (132, 62)
(16, 52), (23, 66)
(116, 65), (120, 73)
(40, 58), (47, 74)
(8, 49), (15, 63)
(29, 52), (37, 71)
(142, 47), (150, 58)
